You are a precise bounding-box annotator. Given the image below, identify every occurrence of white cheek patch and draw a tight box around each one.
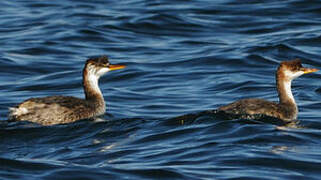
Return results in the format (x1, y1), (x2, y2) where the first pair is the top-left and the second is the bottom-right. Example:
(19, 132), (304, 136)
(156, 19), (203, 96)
(283, 70), (304, 80)
(97, 68), (110, 77)
(87, 65), (110, 77)
(292, 71), (304, 79)
(86, 66), (109, 94)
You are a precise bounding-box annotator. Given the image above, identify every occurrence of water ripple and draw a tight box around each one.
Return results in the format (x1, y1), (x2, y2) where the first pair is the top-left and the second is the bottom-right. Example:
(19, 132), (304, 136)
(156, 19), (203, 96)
(1, 0), (321, 179)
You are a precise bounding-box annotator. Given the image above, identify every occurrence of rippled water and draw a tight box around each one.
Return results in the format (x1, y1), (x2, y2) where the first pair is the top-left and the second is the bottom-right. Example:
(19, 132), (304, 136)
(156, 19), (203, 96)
(1, 0), (321, 179)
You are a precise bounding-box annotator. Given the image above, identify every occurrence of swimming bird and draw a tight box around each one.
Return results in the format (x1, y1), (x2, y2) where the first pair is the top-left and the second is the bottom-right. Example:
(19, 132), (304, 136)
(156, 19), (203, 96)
(218, 59), (318, 122)
(9, 56), (126, 125)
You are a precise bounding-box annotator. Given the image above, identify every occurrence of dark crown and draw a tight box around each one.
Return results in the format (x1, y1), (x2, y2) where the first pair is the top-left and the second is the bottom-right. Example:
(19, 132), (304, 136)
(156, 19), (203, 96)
(279, 59), (303, 72)
(86, 55), (110, 67)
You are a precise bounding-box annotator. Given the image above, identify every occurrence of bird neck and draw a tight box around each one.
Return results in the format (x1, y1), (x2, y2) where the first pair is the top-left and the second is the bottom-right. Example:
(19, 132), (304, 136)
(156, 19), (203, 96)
(276, 70), (297, 106)
(83, 68), (105, 111)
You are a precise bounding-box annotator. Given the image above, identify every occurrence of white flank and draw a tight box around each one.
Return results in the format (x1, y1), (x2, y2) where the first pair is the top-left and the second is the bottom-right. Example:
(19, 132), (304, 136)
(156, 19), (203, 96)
(9, 107), (28, 116)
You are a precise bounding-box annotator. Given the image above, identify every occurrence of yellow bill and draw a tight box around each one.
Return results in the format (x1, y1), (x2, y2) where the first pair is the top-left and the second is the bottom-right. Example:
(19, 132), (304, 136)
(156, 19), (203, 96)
(109, 64), (126, 71)
(303, 68), (319, 74)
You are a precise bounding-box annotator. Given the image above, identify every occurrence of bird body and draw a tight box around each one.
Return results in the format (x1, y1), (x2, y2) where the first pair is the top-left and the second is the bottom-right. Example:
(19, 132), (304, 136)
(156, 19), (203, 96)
(219, 59), (318, 122)
(9, 56), (125, 125)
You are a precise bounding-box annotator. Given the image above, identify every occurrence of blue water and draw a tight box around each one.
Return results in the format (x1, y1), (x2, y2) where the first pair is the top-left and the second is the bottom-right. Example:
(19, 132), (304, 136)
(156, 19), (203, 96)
(1, 0), (321, 179)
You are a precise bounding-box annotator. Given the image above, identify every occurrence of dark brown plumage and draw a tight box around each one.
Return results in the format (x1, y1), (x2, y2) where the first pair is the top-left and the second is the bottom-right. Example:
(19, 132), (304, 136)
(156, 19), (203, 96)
(9, 56), (126, 125)
(218, 59), (318, 122)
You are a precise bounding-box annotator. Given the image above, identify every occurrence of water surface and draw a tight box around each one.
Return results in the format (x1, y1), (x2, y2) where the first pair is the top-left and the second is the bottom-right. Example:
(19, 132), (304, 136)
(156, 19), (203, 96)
(1, 0), (321, 179)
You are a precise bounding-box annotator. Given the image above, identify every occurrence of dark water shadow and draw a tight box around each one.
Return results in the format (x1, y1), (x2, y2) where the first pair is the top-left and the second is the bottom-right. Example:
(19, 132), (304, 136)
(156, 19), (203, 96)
(163, 109), (298, 128)
(1, 108), (299, 130)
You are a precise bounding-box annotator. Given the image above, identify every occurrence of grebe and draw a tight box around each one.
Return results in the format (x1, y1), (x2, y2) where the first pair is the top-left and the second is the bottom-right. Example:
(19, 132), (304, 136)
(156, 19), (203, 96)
(218, 59), (318, 122)
(9, 56), (126, 125)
